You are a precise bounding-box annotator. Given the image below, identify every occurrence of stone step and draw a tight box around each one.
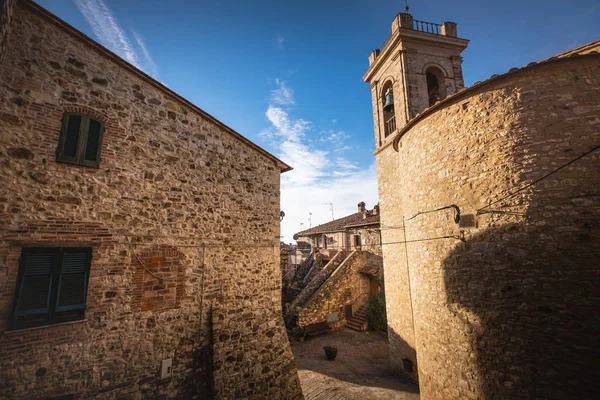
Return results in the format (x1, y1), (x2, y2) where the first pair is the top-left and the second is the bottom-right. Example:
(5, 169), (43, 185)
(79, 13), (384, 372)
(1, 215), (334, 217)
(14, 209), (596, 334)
(346, 321), (367, 331)
(346, 305), (368, 331)
(347, 317), (367, 325)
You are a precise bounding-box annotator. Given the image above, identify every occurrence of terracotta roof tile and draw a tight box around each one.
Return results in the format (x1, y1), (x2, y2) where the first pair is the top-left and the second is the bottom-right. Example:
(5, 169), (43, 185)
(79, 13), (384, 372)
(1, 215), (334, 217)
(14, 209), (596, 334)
(296, 212), (380, 236)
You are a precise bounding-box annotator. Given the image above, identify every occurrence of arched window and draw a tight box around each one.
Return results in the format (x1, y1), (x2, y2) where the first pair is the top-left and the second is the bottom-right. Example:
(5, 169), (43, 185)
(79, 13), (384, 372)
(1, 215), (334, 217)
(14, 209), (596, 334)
(381, 82), (396, 137)
(425, 66), (447, 107)
(57, 113), (105, 167)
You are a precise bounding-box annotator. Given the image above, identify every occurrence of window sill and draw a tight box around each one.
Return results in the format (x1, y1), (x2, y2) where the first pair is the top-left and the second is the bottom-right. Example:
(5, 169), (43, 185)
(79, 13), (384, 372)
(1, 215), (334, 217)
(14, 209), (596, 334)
(4, 319), (88, 335)
(56, 158), (100, 169)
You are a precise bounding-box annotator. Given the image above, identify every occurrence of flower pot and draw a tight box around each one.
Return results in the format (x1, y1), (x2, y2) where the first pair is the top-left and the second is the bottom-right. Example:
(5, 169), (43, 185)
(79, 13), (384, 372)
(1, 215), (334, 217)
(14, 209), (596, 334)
(324, 348), (337, 360)
(297, 336), (305, 342)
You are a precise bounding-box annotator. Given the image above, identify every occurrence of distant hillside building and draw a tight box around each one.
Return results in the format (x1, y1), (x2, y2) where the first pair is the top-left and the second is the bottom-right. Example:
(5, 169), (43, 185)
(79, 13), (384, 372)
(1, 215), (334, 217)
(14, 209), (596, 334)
(294, 202), (381, 256)
(365, 9), (600, 400)
(287, 202), (383, 332)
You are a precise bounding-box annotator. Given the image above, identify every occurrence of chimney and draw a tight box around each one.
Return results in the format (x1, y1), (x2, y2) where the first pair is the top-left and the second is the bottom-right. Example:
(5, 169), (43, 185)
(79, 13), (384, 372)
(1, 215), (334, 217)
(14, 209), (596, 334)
(373, 204), (380, 215)
(358, 201), (366, 215)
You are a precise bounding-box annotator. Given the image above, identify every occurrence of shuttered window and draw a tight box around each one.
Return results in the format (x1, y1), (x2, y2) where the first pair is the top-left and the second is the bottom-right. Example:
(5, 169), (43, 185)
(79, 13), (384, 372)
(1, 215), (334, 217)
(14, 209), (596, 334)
(56, 113), (105, 168)
(12, 248), (92, 329)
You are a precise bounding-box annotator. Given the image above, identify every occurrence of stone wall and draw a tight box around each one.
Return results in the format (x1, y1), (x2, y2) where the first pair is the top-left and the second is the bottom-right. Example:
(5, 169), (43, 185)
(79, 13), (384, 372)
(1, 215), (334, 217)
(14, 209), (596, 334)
(0, 1), (302, 399)
(366, 32), (466, 150)
(297, 251), (372, 329)
(0, 0), (15, 64)
(378, 55), (600, 399)
(286, 251), (350, 320)
(305, 226), (381, 255)
(376, 142), (418, 381)
(349, 225), (382, 256)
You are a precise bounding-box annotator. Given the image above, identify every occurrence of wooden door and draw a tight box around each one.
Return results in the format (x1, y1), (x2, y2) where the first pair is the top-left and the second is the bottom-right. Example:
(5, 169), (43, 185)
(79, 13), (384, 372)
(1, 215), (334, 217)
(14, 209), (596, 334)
(370, 278), (379, 295)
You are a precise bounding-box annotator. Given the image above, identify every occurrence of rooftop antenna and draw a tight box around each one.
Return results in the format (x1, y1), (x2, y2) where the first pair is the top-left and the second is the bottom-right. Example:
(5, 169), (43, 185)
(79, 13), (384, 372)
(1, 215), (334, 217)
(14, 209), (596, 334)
(309, 212), (313, 228)
(322, 202), (335, 221)
(404, 0), (409, 13)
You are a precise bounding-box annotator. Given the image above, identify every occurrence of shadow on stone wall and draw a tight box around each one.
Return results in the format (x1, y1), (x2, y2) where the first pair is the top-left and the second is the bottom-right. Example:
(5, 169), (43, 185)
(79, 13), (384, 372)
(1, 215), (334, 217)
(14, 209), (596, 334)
(182, 306), (214, 399)
(387, 327), (419, 383)
(442, 221), (600, 399)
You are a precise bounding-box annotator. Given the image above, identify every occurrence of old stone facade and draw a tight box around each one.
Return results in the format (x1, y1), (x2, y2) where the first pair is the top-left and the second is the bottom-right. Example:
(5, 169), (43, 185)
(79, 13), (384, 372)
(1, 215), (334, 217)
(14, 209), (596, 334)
(297, 251), (382, 329)
(287, 203), (384, 331)
(294, 202), (382, 256)
(365, 11), (600, 400)
(0, 1), (302, 399)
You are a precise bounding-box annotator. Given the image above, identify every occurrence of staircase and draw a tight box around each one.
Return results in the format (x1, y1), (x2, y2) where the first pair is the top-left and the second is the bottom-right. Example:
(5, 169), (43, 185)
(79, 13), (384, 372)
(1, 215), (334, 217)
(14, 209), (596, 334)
(346, 305), (368, 331)
(286, 251), (351, 323)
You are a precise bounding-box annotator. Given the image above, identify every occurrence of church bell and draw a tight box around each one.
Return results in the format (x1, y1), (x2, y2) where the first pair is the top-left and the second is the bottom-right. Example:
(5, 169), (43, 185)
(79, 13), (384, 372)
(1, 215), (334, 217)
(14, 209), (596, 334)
(383, 88), (394, 112)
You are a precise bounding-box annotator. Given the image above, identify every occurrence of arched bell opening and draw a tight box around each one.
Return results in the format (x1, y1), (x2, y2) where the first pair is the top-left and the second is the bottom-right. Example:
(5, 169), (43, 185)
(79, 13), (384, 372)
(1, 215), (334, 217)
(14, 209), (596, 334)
(426, 66), (447, 107)
(381, 81), (396, 137)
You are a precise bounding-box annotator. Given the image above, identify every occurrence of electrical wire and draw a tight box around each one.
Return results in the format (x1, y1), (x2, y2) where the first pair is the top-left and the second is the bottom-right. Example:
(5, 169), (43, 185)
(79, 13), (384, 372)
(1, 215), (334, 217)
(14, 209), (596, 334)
(405, 204), (461, 223)
(478, 143), (600, 213)
(126, 238), (177, 281)
(402, 218), (417, 340)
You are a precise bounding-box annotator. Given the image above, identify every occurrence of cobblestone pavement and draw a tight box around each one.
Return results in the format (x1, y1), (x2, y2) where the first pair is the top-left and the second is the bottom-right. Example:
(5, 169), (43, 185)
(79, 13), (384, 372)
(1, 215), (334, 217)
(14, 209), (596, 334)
(290, 329), (420, 400)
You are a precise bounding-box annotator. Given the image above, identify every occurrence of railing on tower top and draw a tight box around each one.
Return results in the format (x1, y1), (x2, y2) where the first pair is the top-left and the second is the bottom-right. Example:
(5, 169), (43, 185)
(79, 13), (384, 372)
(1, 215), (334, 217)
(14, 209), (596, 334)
(413, 19), (442, 35)
(378, 17), (444, 53)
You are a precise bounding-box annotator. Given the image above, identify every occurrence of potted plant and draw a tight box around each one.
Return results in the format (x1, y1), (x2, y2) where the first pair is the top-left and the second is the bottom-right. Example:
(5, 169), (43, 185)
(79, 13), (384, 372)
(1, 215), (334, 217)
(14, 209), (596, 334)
(323, 345), (337, 360)
(293, 326), (306, 342)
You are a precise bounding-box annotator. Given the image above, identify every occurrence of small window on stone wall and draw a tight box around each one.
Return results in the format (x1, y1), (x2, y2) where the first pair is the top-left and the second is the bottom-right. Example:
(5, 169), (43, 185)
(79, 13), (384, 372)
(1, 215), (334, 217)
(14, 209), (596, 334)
(56, 113), (105, 168)
(12, 247), (92, 329)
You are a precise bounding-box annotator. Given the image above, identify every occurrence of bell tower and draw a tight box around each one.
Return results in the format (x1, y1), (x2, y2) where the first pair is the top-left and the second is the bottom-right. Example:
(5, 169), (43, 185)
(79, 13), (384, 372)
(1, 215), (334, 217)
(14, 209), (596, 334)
(363, 12), (469, 150)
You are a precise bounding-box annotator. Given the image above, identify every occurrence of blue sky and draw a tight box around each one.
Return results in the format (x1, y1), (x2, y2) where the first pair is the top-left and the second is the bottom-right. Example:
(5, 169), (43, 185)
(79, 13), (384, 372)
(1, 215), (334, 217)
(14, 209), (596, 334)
(37, 0), (599, 242)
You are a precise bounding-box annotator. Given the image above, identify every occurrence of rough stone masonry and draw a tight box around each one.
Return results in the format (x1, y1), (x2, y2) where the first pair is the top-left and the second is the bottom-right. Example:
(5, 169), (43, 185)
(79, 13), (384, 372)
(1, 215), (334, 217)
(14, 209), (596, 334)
(0, 0), (303, 398)
(365, 10), (600, 400)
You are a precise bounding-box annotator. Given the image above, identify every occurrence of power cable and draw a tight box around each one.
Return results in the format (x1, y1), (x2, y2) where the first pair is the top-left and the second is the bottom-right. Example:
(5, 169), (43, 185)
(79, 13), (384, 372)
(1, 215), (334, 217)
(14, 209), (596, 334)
(478, 143), (600, 214)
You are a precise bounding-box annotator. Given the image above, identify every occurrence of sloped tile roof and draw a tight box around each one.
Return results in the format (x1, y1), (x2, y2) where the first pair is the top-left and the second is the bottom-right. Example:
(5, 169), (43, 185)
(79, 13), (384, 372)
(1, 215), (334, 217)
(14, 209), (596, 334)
(296, 212), (380, 236)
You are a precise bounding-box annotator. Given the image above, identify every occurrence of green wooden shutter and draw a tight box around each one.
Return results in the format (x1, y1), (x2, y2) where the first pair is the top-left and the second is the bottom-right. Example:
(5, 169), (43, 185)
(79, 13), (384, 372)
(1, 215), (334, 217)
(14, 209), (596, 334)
(15, 250), (55, 317)
(61, 114), (82, 159)
(83, 118), (103, 164)
(56, 249), (91, 312)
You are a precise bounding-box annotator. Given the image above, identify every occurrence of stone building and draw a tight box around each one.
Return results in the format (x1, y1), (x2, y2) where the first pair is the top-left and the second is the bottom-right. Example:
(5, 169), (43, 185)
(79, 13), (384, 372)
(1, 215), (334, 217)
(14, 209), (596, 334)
(365, 10), (600, 400)
(0, 0), (303, 398)
(286, 202), (383, 332)
(294, 201), (382, 255)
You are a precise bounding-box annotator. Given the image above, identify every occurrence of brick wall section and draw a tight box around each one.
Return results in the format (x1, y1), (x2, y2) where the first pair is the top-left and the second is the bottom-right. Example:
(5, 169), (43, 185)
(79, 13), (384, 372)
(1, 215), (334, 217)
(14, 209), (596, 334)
(298, 251), (375, 328)
(0, 1), (302, 399)
(378, 57), (600, 399)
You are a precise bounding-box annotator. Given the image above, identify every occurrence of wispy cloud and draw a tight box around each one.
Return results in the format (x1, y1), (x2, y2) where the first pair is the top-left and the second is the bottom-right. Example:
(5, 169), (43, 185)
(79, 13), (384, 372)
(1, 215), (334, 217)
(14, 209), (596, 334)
(261, 79), (378, 241)
(269, 79), (295, 106)
(320, 129), (349, 143)
(74, 0), (158, 78)
(275, 34), (285, 48)
(132, 30), (159, 79)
